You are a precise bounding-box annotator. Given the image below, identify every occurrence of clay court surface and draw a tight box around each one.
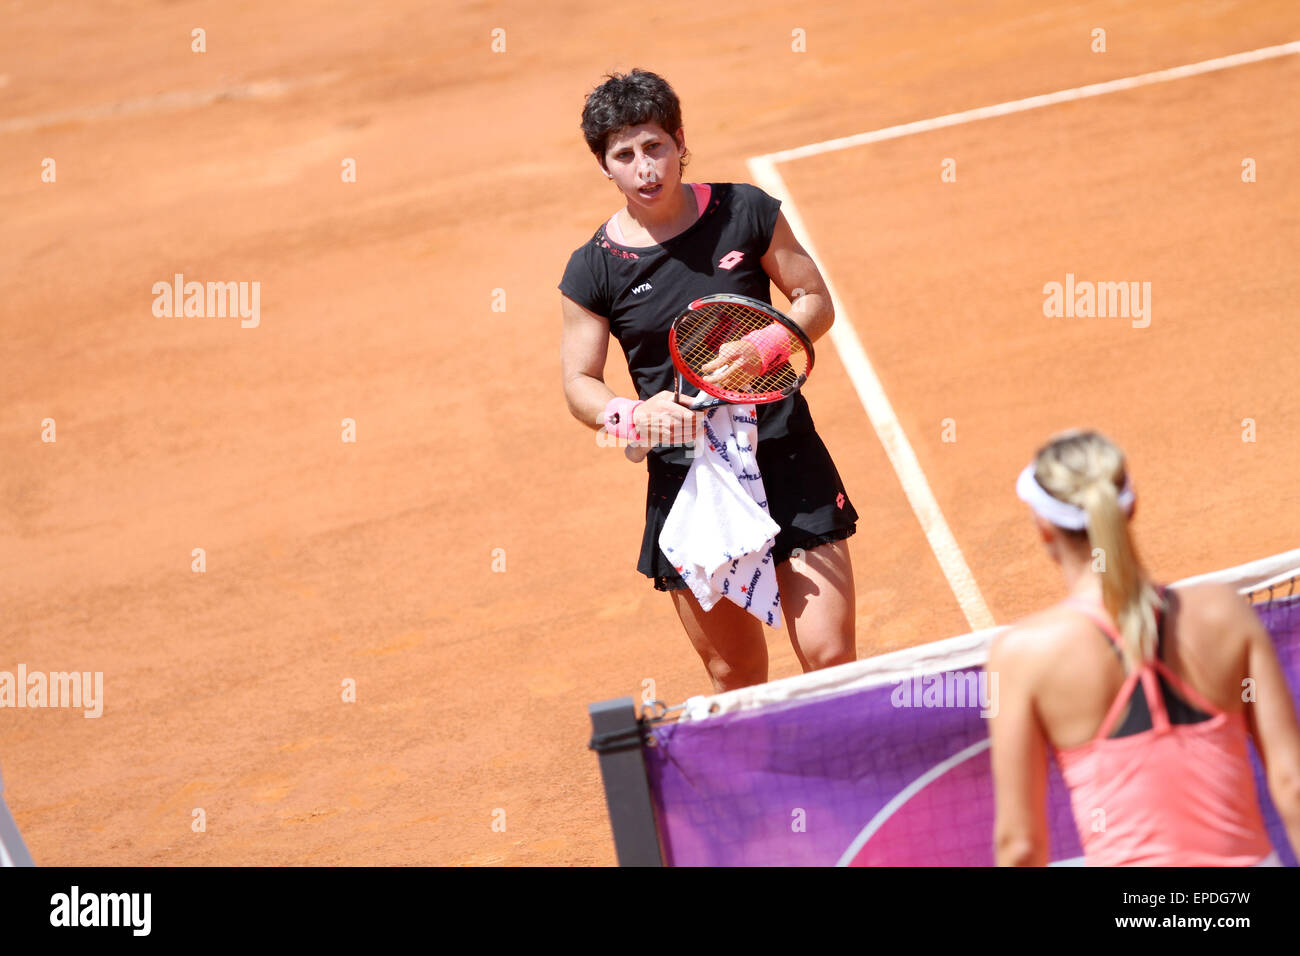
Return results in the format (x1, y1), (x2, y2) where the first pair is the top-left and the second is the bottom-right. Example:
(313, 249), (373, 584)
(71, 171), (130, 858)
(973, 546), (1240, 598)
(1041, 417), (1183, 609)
(2, 2), (1298, 865)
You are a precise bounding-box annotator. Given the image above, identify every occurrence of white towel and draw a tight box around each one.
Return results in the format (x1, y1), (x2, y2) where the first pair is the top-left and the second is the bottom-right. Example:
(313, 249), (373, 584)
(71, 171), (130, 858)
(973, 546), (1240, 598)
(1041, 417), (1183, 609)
(658, 404), (783, 628)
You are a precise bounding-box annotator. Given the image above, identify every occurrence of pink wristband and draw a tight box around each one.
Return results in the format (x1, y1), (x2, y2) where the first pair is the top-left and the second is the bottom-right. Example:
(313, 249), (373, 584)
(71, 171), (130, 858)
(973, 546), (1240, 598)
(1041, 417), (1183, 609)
(741, 323), (793, 374)
(603, 397), (643, 441)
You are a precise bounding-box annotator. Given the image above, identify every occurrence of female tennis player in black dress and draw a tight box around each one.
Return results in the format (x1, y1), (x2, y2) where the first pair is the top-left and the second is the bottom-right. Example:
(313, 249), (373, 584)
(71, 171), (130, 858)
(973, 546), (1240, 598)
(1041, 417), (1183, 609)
(559, 69), (858, 692)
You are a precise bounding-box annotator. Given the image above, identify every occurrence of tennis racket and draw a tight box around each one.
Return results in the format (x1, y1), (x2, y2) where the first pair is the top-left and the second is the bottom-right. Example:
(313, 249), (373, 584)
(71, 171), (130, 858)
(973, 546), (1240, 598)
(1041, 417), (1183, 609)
(623, 293), (814, 463)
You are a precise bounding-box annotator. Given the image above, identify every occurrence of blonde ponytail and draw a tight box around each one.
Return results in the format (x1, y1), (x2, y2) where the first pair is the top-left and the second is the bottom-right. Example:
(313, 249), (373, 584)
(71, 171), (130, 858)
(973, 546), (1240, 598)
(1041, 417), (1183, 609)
(1033, 430), (1160, 668)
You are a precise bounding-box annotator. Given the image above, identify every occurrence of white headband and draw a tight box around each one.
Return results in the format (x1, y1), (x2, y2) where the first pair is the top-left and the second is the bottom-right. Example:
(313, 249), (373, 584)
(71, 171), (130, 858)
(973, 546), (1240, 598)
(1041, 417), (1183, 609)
(1016, 463), (1134, 531)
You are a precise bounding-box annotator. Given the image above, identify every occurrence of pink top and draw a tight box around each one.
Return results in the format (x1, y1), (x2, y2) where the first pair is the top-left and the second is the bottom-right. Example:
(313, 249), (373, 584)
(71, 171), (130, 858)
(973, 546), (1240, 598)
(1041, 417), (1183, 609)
(1054, 595), (1274, 866)
(605, 183), (711, 245)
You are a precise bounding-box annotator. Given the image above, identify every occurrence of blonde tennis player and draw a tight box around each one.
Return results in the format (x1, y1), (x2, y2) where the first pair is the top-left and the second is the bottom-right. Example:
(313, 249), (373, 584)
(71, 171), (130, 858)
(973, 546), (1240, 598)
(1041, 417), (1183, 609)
(987, 429), (1300, 866)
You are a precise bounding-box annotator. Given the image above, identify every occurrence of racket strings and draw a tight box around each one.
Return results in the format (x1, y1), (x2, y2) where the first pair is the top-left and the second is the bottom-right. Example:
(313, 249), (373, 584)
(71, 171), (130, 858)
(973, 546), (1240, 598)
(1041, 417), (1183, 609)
(676, 302), (808, 397)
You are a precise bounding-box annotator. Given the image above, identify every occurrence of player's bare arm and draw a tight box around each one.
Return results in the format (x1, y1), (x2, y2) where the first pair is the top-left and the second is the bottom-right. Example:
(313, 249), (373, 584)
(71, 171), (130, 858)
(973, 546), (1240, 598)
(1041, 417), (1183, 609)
(560, 294), (614, 431)
(987, 626), (1052, 866)
(760, 211), (834, 343)
(561, 294), (695, 441)
(1233, 586), (1300, 854)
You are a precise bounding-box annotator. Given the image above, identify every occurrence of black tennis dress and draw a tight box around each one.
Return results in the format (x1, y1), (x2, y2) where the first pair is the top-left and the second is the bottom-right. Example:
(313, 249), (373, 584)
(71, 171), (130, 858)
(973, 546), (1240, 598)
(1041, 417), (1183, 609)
(558, 182), (858, 592)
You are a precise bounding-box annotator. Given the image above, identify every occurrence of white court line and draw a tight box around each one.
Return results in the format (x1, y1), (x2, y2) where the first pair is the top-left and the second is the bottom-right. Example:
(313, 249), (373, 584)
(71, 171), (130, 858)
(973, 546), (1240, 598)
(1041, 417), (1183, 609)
(748, 40), (1300, 632)
(750, 156), (995, 630)
(835, 738), (991, 866)
(763, 41), (1300, 164)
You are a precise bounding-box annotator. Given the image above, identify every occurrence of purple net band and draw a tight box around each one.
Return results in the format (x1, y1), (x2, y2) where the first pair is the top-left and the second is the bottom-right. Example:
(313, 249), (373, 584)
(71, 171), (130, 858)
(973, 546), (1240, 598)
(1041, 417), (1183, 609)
(645, 594), (1300, 866)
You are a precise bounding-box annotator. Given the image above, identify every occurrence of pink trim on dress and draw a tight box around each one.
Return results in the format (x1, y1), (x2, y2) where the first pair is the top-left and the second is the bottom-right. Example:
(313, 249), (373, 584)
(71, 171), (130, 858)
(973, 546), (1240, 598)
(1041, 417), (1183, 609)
(690, 182), (711, 214)
(605, 211), (625, 244)
(605, 184), (712, 245)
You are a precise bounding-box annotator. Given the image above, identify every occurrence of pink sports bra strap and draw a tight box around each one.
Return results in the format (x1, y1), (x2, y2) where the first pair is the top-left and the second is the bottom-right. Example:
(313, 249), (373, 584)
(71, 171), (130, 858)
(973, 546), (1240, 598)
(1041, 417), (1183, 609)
(1140, 667), (1171, 734)
(1062, 592), (1227, 740)
(1096, 669), (1145, 739)
(1062, 597), (1126, 653)
(1149, 657), (1225, 718)
(1062, 597), (1173, 735)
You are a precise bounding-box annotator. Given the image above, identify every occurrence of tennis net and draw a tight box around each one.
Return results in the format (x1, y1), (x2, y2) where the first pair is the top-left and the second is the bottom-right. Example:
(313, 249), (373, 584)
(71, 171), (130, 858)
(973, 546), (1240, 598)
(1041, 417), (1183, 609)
(589, 549), (1300, 866)
(0, 763), (35, 867)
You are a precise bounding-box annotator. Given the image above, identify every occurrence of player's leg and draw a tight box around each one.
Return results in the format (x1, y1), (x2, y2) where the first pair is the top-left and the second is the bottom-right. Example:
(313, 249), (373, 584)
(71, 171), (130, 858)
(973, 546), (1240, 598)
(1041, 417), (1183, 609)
(776, 538), (856, 672)
(669, 587), (768, 692)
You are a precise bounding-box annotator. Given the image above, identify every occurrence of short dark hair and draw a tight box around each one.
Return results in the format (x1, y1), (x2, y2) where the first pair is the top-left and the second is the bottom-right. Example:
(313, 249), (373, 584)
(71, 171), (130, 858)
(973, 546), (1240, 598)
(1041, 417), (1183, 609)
(580, 69), (689, 174)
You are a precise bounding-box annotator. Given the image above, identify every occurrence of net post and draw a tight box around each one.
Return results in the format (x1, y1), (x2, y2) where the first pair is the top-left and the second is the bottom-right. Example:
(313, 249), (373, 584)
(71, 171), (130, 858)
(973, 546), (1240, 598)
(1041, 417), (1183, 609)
(0, 765), (36, 867)
(587, 697), (663, 866)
